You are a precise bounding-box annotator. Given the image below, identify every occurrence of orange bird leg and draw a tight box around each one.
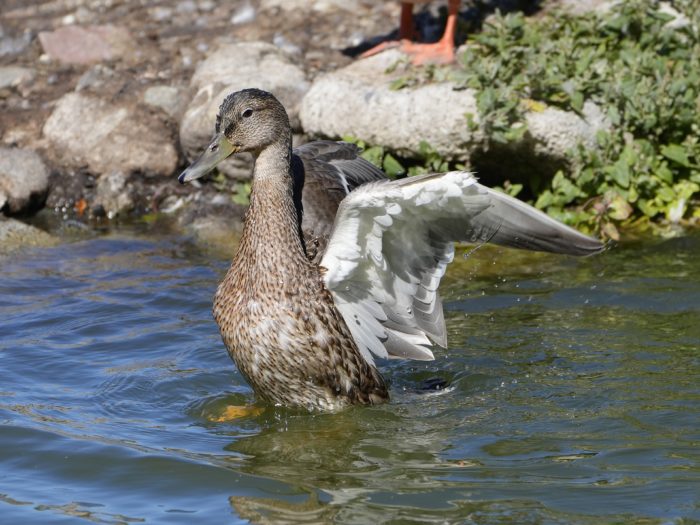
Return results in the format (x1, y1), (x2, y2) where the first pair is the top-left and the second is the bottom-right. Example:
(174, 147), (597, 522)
(402, 0), (459, 65)
(360, 2), (415, 58)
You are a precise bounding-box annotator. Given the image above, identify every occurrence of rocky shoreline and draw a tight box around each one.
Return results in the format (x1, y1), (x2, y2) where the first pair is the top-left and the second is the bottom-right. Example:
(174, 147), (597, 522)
(1, 0), (627, 251)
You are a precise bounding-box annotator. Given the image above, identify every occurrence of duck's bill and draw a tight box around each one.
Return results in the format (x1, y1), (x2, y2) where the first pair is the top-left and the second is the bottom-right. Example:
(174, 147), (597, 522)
(178, 132), (236, 184)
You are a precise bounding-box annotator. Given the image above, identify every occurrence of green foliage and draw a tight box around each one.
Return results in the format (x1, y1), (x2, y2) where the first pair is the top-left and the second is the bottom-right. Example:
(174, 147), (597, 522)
(385, 0), (700, 237)
(455, 0), (700, 237)
(231, 181), (251, 206)
(342, 136), (465, 179)
(341, 136), (408, 178)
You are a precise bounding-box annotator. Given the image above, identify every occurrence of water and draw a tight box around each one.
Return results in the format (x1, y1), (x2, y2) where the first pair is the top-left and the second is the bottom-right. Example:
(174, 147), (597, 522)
(1, 225), (698, 524)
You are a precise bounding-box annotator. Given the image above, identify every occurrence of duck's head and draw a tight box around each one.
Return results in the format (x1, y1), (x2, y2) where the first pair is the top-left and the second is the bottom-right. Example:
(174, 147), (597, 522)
(179, 88), (289, 184)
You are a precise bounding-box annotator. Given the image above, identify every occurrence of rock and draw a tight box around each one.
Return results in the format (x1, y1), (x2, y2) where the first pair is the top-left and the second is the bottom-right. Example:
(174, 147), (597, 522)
(0, 25), (32, 57)
(94, 171), (134, 218)
(230, 2), (256, 24)
(185, 214), (242, 257)
(143, 86), (185, 118)
(260, 0), (360, 12)
(179, 41), (309, 161)
(75, 64), (115, 92)
(176, 0), (198, 14)
(525, 100), (610, 164)
(0, 148), (50, 215)
(473, 100), (611, 183)
(38, 25), (134, 65)
(148, 6), (173, 22)
(555, 0), (615, 15)
(0, 66), (35, 90)
(43, 92), (178, 177)
(299, 49), (482, 160)
(0, 218), (58, 255)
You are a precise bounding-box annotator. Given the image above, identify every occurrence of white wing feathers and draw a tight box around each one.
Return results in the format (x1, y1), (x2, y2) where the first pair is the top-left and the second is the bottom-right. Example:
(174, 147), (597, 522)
(320, 171), (603, 366)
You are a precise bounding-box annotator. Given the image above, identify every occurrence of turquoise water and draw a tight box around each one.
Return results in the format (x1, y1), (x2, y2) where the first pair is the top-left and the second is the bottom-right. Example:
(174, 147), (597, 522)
(1, 225), (698, 524)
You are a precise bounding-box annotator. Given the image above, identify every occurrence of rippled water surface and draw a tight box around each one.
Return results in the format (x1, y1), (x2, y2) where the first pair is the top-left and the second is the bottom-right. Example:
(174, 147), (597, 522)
(1, 225), (699, 524)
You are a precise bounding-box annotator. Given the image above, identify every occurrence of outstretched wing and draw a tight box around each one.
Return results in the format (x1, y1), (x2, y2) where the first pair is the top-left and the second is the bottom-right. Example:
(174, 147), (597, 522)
(320, 171), (604, 366)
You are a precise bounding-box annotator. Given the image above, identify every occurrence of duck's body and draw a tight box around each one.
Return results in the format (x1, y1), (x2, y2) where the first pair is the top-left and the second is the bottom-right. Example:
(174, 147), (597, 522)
(180, 89), (604, 411)
(213, 141), (388, 410)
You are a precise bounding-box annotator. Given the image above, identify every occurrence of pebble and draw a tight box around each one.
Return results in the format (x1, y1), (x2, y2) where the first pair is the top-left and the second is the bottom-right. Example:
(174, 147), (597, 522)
(0, 148), (50, 215)
(0, 66), (35, 90)
(231, 3), (256, 25)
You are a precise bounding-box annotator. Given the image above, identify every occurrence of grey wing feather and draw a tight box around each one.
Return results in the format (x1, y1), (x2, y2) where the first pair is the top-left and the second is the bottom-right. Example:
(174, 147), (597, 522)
(397, 172), (604, 256)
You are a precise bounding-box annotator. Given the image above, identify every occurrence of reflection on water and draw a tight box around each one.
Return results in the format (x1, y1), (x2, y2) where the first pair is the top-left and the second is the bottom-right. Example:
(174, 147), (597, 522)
(1, 227), (698, 524)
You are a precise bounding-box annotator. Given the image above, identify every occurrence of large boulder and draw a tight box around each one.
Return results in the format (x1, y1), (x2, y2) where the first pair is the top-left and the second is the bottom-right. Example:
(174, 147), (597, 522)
(0, 148), (50, 215)
(179, 41), (309, 165)
(300, 50), (483, 160)
(43, 92), (178, 177)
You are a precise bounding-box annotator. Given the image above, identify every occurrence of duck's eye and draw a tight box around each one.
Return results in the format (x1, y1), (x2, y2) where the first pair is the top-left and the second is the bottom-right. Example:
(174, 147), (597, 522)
(242, 108), (254, 118)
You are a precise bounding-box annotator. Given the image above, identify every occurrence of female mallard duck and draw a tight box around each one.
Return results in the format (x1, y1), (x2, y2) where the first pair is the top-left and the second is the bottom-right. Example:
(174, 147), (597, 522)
(180, 88), (603, 411)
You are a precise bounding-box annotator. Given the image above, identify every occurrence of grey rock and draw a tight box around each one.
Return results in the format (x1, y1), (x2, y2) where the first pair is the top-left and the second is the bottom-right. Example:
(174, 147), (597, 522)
(43, 92), (178, 177)
(75, 64), (115, 92)
(38, 25), (134, 65)
(143, 85), (185, 118)
(198, 0), (216, 12)
(273, 33), (303, 57)
(525, 100), (610, 163)
(299, 49), (482, 160)
(94, 171), (134, 218)
(231, 2), (256, 24)
(556, 0), (615, 15)
(474, 99), (611, 182)
(0, 25), (32, 57)
(179, 41), (309, 161)
(0, 148), (50, 215)
(176, 0), (198, 14)
(261, 0), (360, 12)
(185, 214), (242, 257)
(0, 66), (35, 90)
(149, 6), (173, 22)
(0, 218), (58, 255)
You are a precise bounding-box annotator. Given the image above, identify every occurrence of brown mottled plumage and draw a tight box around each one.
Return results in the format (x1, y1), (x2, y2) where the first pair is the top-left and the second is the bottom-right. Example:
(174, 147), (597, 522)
(179, 88), (605, 411)
(181, 89), (388, 410)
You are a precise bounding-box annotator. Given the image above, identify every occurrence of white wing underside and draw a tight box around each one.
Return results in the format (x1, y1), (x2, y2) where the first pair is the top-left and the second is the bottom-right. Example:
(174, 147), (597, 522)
(320, 171), (603, 367)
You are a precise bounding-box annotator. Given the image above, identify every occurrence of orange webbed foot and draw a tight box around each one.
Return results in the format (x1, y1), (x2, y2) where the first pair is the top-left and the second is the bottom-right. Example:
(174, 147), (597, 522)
(209, 405), (264, 422)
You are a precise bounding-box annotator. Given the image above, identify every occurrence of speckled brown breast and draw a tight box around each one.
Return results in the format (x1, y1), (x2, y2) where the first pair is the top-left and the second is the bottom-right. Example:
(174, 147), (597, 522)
(212, 172), (388, 411)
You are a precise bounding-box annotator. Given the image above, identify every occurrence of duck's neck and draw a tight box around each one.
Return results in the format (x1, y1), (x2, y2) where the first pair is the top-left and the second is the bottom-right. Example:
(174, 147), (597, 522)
(233, 139), (308, 276)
